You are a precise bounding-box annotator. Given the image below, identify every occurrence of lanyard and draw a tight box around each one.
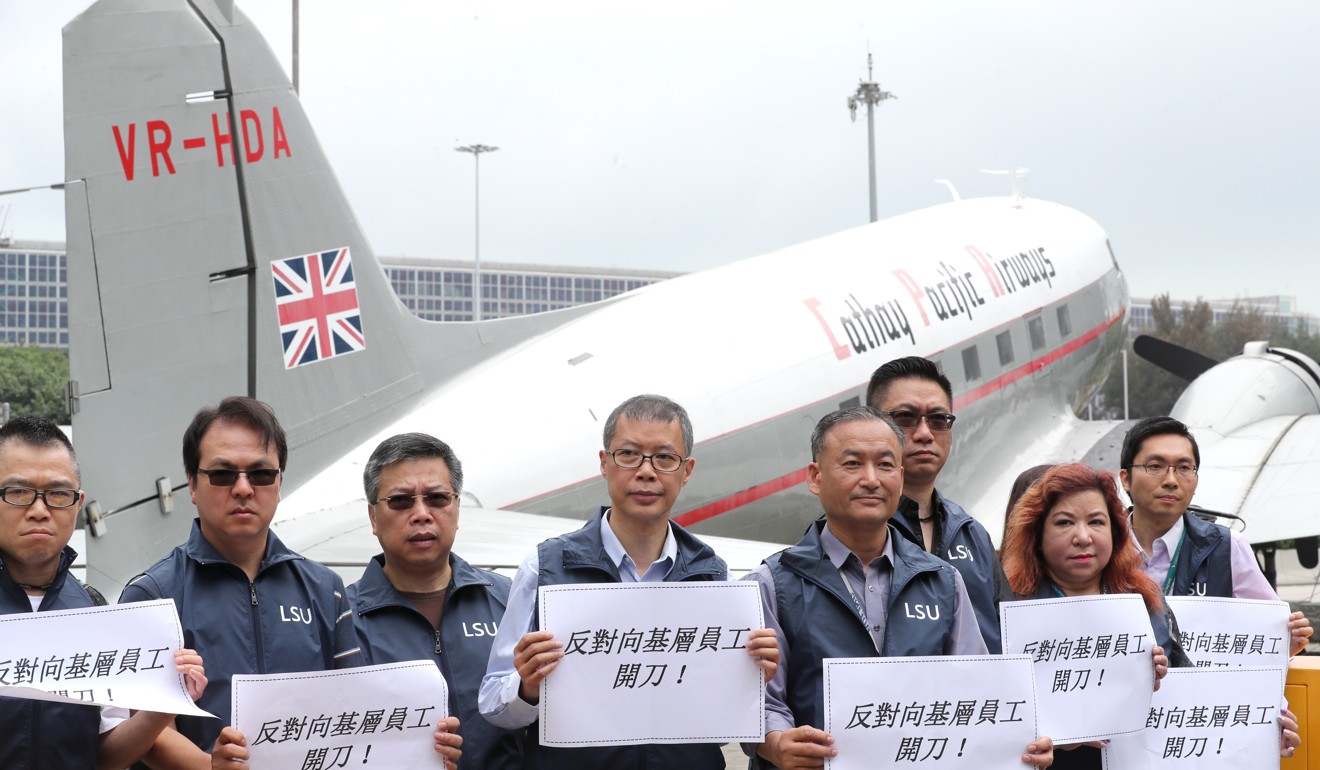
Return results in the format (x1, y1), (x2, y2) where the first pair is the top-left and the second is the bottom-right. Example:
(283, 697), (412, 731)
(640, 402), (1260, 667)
(1161, 528), (1188, 595)
(839, 567), (881, 654)
(1048, 580), (1109, 598)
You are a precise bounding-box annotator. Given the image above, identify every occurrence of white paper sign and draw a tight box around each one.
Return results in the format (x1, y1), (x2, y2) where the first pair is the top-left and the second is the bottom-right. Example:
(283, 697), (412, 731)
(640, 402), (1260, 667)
(537, 581), (765, 746)
(1165, 596), (1290, 670)
(0, 598), (210, 717)
(232, 661), (448, 769)
(824, 656), (1039, 770)
(1000, 594), (1155, 743)
(1103, 667), (1283, 769)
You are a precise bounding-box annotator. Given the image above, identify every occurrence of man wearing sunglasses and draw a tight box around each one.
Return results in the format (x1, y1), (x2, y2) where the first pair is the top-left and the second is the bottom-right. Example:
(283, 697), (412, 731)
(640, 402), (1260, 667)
(0, 416), (207, 769)
(479, 394), (778, 769)
(339, 433), (513, 769)
(119, 397), (362, 768)
(866, 356), (1003, 653)
(1120, 416), (1312, 655)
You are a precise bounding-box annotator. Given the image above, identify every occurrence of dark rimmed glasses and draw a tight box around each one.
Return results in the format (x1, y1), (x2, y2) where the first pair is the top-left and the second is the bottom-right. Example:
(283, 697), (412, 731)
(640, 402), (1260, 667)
(608, 449), (686, 473)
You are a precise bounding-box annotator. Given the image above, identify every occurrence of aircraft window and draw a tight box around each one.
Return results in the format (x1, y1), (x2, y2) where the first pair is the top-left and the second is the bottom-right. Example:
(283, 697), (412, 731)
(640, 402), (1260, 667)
(996, 332), (1014, 366)
(1028, 317), (1046, 351)
(1057, 305), (1073, 337)
(962, 346), (981, 381)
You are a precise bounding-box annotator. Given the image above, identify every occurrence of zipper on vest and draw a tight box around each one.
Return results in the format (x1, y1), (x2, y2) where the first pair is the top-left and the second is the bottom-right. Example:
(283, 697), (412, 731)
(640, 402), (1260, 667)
(434, 628), (442, 655)
(248, 580), (266, 674)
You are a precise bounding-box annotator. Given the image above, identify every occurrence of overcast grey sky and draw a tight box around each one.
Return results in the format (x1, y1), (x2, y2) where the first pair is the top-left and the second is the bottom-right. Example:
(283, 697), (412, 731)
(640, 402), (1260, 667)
(3, 1), (1318, 312)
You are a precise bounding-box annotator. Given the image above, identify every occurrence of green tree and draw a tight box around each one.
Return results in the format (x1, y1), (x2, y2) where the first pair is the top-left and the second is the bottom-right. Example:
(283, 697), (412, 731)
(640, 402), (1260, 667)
(1088, 296), (1320, 421)
(1210, 302), (1276, 361)
(0, 346), (70, 423)
(1094, 295), (1214, 419)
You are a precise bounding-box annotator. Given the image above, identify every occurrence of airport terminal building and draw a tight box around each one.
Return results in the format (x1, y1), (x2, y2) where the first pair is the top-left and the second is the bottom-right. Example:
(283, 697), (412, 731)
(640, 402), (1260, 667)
(0, 239), (681, 347)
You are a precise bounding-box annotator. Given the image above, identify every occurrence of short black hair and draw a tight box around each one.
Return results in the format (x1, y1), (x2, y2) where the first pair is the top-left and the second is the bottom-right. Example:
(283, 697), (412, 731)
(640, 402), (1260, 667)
(0, 416), (80, 483)
(810, 406), (905, 461)
(182, 397), (288, 478)
(1120, 416), (1201, 470)
(363, 433), (464, 502)
(866, 356), (953, 409)
(603, 394), (694, 456)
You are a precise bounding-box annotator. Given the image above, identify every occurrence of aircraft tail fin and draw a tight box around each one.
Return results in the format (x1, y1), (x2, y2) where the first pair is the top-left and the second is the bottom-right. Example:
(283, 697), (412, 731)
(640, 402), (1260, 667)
(63, 0), (540, 589)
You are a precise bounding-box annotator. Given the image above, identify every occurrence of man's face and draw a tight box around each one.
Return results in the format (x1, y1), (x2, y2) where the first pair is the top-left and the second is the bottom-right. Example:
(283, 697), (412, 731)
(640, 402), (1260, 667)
(808, 419), (905, 528)
(0, 440), (82, 579)
(599, 416), (693, 525)
(871, 377), (953, 488)
(190, 420), (281, 544)
(1120, 433), (1198, 520)
(369, 458), (459, 575)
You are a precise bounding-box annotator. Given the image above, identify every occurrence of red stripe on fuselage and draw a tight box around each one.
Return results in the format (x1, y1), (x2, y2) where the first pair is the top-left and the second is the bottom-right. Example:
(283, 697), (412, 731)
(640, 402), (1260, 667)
(674, 468), (811, 528)
(509, 305), (1125, 524)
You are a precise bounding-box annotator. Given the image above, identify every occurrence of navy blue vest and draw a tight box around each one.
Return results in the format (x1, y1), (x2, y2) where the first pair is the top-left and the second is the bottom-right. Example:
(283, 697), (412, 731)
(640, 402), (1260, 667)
(0, 548), (102, 770)
(349, 553), (523, 769)
(1169, 512), (1234, 598)
(894, 491), (1002, 652)
(768, 520), (962, 731)
(526, 509), (729, 770)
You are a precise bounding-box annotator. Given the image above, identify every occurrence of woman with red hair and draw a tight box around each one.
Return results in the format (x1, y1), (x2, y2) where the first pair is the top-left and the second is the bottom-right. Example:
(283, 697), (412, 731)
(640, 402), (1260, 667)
(1001, 463), (1182, 769)
(1002, 463), (1173, 616)
(1001, 462), (1299, 767)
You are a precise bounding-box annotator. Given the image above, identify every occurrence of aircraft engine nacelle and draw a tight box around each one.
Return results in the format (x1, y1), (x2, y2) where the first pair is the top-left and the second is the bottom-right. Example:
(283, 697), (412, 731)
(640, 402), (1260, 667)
(1171, 343), (1320, 438)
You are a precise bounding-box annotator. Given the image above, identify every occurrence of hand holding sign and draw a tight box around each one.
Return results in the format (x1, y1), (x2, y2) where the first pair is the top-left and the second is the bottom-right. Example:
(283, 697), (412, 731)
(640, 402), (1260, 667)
(231, 661), (450, 770)
(1000, 594), (1156, 744)
(537, 582), (767, 746)
(514, 630), (563, 704)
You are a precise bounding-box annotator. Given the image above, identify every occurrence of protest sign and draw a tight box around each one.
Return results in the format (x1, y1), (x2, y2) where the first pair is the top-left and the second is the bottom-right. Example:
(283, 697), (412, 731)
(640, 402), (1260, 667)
(824, 656), (1039, 770)
(1000, 594), (1155, 743)
(0, 598), (209, 716)
(232, 660), (448, 769)
(1165, 596), (1289, 670)
(537, 581), (764, 746)
(1103, 667), (1284, 769)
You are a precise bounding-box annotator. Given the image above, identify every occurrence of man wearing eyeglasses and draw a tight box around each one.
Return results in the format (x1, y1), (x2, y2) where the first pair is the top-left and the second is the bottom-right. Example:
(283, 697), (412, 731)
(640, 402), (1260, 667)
(1120, 416), (1312, 655)
(865, 356), (1003, 653)
(338, 432), (513, 769)
(118, 396), (362, 769)
(479, 394), (778, 769)
(0, 416), (208, 769)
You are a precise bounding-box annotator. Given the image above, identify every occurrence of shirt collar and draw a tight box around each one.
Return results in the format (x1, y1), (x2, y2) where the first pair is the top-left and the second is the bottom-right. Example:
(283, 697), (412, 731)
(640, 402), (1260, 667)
(1156, 513), (1186, 555)
(600, 508), (678, 572)
(1132, 511), (1185, 559)
(820, 523), (894, 570)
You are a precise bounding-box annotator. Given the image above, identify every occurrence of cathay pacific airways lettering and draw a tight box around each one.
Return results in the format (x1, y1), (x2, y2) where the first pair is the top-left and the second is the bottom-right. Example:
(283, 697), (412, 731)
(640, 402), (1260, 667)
(838, 293), (914, 355)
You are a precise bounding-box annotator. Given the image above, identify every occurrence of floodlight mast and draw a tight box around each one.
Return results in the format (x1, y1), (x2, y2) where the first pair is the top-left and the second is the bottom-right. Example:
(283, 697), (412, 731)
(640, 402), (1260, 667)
(847, 54), (897, 224)
(455, 144), (499, 321)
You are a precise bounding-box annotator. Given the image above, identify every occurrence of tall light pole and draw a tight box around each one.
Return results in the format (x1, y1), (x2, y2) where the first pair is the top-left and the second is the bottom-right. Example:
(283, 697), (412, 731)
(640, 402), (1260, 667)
(847, 54), (897, 223)
(291, 0), (300, 94)
(455, 144), (498, 321)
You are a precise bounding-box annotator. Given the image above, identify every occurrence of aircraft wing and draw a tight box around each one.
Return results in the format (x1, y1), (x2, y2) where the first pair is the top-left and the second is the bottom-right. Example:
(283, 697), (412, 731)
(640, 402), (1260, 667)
(273, 504), (788, 584)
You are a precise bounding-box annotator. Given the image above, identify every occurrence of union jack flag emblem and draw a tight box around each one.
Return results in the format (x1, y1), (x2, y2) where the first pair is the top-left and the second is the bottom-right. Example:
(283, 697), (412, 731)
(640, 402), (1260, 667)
(271, 247), (365, 369)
